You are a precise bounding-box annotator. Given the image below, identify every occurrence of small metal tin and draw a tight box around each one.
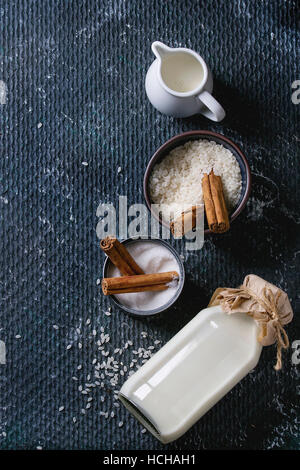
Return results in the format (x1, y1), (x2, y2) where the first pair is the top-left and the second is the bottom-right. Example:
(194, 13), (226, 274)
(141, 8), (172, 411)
(102, 237), (185, 317)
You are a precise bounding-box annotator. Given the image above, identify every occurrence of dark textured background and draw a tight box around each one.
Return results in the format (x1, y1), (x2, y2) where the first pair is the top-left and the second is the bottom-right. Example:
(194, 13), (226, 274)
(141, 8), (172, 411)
(0, 0), (299, 450)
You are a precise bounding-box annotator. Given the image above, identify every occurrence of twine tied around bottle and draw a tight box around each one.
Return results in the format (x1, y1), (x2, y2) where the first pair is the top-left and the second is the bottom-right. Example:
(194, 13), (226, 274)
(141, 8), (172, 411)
(209, 275), (293, 370)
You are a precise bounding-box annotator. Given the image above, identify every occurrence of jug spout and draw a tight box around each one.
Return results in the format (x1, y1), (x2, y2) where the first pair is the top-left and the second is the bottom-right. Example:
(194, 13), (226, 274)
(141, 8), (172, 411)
(151, 41), (172, 60)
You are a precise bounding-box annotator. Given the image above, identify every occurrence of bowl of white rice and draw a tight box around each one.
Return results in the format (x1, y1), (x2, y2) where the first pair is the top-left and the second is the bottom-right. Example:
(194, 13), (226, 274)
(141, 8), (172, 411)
(144, 130), (251, 234)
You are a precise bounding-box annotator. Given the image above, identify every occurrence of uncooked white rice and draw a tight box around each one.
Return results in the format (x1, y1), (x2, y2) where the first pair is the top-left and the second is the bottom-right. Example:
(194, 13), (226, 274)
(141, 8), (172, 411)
(149, 139), (242, 220)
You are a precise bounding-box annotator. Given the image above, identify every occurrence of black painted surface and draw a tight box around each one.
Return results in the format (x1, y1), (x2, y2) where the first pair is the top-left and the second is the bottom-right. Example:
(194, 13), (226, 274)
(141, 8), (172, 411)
(0, 0), (299, 450)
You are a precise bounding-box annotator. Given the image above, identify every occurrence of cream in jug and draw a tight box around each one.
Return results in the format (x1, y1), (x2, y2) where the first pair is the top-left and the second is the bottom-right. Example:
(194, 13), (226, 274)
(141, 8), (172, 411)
(145, 41), (226, 121)
(160, 53), (205, 93)
(119, 275), (293, 443)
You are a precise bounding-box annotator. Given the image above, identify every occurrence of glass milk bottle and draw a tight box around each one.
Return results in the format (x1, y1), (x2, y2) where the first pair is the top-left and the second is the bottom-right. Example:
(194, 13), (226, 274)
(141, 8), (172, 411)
(119, 304), (262, 444)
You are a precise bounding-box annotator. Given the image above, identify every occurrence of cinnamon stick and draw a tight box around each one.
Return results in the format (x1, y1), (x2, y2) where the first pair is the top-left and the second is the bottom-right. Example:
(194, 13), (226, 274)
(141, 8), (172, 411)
(102, 271), (179, 295)
(103, 283), (169, 295)
(170, 205), (203, 238)
(100, 236), (144, 276)
(202, 170), (230, 233)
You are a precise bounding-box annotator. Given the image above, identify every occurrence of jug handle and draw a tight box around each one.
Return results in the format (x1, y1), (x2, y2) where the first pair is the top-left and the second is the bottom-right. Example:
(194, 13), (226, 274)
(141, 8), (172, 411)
(197, 91), (226, 122)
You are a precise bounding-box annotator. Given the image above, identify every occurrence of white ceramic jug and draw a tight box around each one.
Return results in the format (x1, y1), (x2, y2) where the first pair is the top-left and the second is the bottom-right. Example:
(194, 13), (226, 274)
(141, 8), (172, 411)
(119, 305), (262, 444)
(145, 41), (226, 121)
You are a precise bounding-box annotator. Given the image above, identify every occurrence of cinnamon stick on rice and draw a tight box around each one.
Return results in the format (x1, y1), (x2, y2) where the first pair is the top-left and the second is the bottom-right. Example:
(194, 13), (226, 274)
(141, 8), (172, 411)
(100, 236), (144, 276)
(202, 170), (230, 233)
(102, 271), (179, 295)
(170, 205), (203, 238)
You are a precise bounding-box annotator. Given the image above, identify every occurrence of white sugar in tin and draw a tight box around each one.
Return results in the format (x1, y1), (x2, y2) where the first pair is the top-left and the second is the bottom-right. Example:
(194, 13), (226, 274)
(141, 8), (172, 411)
(107, 241), (180, 312)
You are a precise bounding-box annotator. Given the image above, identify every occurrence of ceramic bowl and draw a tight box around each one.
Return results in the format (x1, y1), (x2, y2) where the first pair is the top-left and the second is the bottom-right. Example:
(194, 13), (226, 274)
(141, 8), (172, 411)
(102, 237), (185, 317)
(143, 130), (251, 235)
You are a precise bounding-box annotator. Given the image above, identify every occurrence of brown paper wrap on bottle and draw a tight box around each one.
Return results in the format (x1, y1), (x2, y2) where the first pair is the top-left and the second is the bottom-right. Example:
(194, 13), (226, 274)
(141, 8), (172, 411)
(209, 274), (293, 370)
